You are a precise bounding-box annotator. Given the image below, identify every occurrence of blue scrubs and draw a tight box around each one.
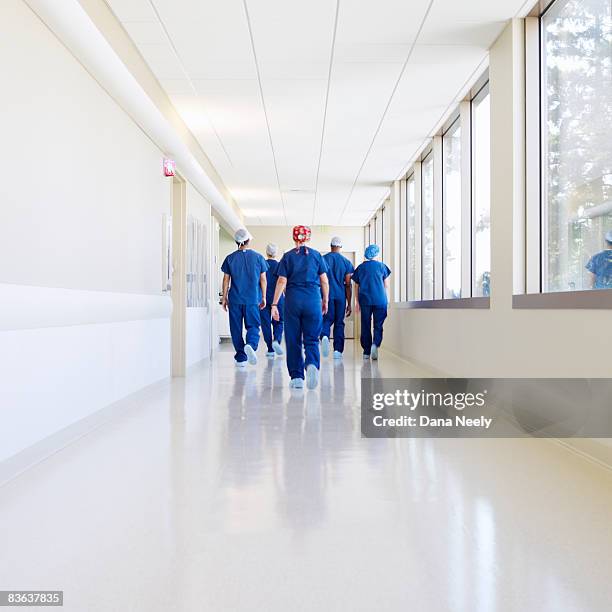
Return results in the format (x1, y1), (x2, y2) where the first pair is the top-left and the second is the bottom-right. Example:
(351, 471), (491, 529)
(221, 249), (268, 362)
(320, 252), (354, 353)
(277, 246), (328, 379)
(260, 258), (285, 352)
(586, 249), (612, 289)
(352, 260), (391, 355)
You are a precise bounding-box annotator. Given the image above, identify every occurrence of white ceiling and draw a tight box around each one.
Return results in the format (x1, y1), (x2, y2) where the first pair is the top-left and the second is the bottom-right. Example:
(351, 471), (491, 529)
(105, 0), (527, 226)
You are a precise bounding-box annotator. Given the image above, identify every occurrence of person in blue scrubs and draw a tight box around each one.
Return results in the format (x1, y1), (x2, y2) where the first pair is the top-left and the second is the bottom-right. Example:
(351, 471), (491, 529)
(586, 230), (612, 289)
(260, 243), (285, 358)
(352, 244), (391, 360)
(320, 236), (354, 359)
(271, 226), (329, 389)
(221, 228), (268, 367)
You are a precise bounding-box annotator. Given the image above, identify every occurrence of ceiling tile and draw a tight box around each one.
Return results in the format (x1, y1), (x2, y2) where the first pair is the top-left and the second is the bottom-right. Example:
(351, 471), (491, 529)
(106, 0), (156, 23)
(122, 21), (167, 45)
(110, 0), (524, 226)
(418, 20), (507, 47)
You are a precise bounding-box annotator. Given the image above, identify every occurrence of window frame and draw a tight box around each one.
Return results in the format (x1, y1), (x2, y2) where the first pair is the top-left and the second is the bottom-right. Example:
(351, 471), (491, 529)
(392, 72), (490, 309)
(442, 114), (462, 299)
(471, 81), (491, 298)
(405, 171), (420, 301)
(515, 0), (612, 308)
(420, 147), (435, 301)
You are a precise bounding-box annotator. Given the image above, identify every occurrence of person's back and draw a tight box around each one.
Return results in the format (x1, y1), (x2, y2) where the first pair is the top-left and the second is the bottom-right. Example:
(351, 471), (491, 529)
(272, 226), (329, 390)
(220, 230), (268, 367)
(265, 258), (283, 304)
(222, 249), (267, 304)
(279, 246), (326, 297)
(352, 245), (391, 361)
(323, 251), (353, 300)
(353, 260), (391, 305)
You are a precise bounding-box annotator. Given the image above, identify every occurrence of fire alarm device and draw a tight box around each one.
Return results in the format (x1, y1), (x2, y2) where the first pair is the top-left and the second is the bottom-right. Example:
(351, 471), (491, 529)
(163, 158), (176, 177)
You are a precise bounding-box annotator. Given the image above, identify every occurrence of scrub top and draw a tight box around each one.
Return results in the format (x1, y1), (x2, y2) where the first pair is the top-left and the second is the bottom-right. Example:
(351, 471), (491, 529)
(276, 247), (328, 299)
(586, 250), (612, 289)
(352, 260), (391, 306)
(323, 252), (354, 300)
(221, 249), (268, 305)
(265, 259), (284, 305)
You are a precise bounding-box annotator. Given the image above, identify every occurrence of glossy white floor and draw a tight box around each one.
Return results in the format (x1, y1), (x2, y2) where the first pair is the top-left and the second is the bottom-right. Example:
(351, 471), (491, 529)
(1, 342), (612, 611)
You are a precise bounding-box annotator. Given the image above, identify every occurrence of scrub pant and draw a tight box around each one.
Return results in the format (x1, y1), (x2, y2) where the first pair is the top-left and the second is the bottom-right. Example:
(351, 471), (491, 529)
(321, 298), (346, 353)
(360, 304), (387, 355)
(260, 303), (284, 352)
(284, 292), (322, 379)
(228, 302), (261, 363)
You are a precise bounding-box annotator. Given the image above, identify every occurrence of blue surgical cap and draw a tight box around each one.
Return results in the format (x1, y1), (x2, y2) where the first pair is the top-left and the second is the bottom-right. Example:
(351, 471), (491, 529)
(606, 230), (612, 244)
(364, 244), (380, 260)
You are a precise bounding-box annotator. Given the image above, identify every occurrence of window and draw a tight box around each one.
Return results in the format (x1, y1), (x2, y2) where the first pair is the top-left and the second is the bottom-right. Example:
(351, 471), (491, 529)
(421, 152), (435, 300)
(378, 206), (384, 261)
(367, 217), (375, 245)
(375, 210), (383, 256)
(399, 182), (407, 301)
(472, 86), (491, 297)
(386, 72), (490, 307)
(442, 118), (462, 298)
(541, 0), (612, 292)
(407, 175), (417, 300)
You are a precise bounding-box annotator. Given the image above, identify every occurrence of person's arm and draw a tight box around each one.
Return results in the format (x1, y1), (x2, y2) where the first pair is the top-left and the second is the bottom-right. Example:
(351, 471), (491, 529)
(384, 277), (390, 301)
(344, 273), (352, 316)
(354, 283), (360, 313)
(320, 273), (329, 315)
(221, 273), (230, 311)
(271, 276), (287, 321)
(259, 272), (267, 309)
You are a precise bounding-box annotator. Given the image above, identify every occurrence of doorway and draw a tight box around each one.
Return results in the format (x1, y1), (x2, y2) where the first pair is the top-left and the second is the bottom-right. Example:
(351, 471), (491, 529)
(171, 175), (186, 377)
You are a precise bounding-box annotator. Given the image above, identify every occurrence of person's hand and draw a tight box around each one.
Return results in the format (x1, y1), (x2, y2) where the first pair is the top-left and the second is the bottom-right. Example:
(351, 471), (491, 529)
(271, 305), (280, 321)
(259, 298), (266, 310)
(345, 304), (352, 317)
(354, 301), (360, 314)
(322, 300), (328, 315)
(221, 297), (228, 312)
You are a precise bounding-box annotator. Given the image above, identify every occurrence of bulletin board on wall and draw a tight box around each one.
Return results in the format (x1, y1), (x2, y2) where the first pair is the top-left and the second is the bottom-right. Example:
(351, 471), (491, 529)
(186, 216), (208, 308)
(162, 214), (172, 293)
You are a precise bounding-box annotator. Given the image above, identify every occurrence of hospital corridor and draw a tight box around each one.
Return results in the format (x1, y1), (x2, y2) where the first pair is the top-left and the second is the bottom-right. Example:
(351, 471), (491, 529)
(1, 0), (612, 610)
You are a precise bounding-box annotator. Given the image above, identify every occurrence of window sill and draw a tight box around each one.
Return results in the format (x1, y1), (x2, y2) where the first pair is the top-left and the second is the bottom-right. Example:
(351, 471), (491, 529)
(513, 289), (612, 309)
(393, 297), (490, 309)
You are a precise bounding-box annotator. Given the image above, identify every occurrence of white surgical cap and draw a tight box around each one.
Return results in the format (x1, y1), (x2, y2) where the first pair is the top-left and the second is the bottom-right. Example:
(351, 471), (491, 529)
(330, 236), (343, 247)
(234, 228), (251, 244)
(266, 243), (278, 257)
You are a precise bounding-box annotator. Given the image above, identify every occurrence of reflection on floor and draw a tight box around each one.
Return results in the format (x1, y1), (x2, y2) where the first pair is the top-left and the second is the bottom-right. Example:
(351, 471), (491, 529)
(1, 342), (612, 611)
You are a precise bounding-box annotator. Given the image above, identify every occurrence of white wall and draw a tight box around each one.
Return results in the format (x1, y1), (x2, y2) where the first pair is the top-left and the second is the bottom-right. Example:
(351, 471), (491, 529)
(247, 226), (364, 259)
(1, 1), (171, 294)
(0, 0), (176, 463)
